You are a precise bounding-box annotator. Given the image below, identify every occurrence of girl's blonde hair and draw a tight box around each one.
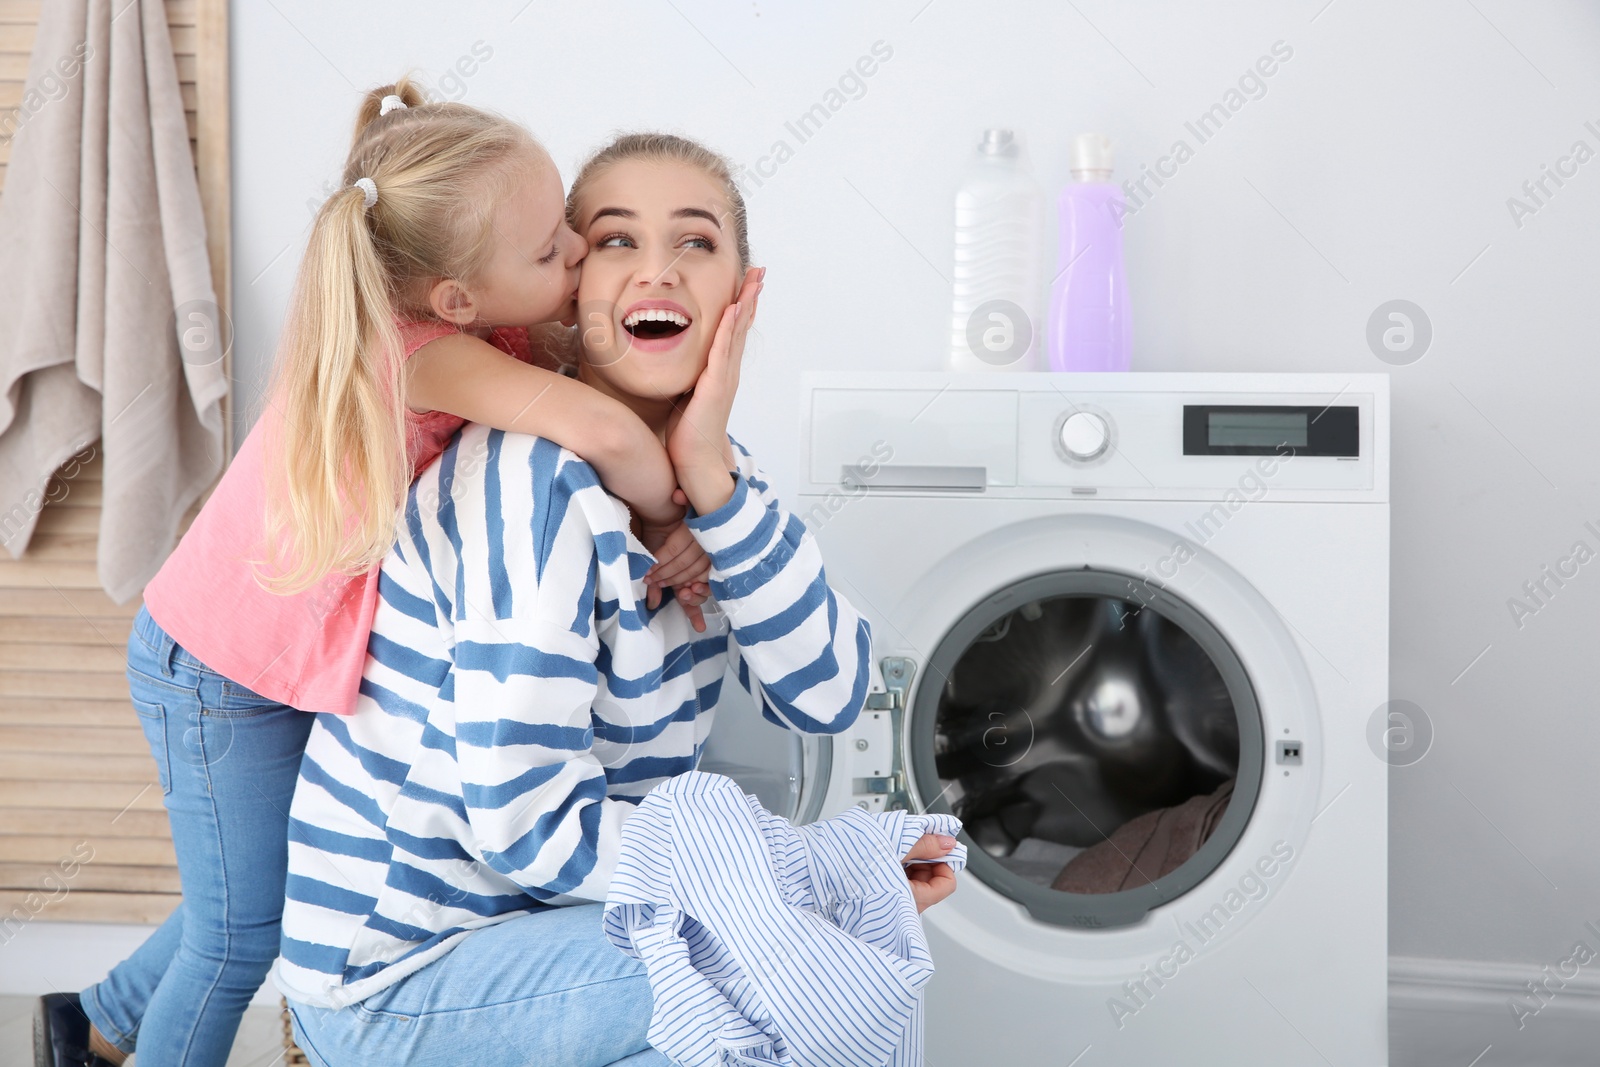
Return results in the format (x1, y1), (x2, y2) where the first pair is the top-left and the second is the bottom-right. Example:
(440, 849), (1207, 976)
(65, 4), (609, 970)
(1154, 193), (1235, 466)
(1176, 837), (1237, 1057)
(257, 76), (539, 594)
(566, 132), (752, 270)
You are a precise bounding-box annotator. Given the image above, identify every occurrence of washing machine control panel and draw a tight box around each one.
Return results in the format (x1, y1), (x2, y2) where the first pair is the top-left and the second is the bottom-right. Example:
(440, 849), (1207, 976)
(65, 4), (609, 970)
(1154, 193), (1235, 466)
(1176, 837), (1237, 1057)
(805, 376), (1382, 496)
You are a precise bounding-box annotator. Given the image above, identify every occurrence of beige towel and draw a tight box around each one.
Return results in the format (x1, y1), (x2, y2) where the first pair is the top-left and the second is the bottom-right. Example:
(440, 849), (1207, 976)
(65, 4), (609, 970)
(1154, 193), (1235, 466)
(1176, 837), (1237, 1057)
(0, 0), (226, 604)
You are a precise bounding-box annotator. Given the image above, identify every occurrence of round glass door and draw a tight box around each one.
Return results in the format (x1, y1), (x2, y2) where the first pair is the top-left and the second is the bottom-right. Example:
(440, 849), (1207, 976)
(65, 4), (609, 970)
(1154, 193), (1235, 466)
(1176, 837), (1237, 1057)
(698, 677), (833, 825)
(909, 570), (1263, 928)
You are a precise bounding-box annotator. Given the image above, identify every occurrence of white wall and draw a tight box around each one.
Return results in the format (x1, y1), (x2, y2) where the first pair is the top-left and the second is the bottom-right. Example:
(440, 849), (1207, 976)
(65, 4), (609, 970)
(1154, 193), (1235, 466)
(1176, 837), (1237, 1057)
(231, 0), (1600, 969)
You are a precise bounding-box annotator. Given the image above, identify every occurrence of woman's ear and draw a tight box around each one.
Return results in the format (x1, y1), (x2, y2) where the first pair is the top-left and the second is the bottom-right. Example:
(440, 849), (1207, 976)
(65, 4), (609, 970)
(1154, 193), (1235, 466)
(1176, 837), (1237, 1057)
(427, 278), (478, 325)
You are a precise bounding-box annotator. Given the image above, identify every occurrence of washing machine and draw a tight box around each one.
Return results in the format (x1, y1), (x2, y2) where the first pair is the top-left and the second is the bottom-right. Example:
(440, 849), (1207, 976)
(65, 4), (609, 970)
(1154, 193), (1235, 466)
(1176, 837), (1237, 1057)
(701, 371), (1388, 1066)
(764, 369), (1388, 1067)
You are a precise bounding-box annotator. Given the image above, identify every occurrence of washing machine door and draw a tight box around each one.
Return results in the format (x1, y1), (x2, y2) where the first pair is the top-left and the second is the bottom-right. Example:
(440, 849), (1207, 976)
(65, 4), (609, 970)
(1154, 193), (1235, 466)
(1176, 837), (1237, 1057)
(697, 669), (834, 825)
(905, 569), (1264, 930)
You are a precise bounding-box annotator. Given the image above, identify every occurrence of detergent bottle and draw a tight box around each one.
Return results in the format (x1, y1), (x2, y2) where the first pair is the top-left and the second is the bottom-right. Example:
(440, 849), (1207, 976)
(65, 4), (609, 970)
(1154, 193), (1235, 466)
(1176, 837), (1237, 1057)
(1047, 133), (1131, 372)
(948, 129), (1045, 372)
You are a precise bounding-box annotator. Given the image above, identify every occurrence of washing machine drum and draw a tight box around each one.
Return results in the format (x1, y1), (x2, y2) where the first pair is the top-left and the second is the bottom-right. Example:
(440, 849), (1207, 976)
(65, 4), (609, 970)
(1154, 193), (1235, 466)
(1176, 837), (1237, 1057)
(910, 570), (1264, 929)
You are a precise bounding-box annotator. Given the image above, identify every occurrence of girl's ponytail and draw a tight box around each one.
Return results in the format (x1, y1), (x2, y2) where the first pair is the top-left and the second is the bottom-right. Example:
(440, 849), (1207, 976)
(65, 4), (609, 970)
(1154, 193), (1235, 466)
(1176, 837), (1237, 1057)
(255, 78), (535, 595)
(348, 78), (429, 154)
(257, 177), (406, 595)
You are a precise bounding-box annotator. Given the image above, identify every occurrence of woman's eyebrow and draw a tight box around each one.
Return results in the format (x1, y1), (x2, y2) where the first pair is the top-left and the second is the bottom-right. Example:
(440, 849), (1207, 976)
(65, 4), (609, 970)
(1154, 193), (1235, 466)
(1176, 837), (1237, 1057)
(587, 206), (724, 231)
(674, 207), (723, 229)
(587, 206), (636, 227)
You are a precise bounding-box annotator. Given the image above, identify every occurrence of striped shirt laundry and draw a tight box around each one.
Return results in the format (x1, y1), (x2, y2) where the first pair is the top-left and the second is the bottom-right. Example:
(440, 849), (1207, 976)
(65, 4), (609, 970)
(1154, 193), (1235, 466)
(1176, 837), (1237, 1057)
(272, 426), (873, 1009)
(604, 772), (967, 1067)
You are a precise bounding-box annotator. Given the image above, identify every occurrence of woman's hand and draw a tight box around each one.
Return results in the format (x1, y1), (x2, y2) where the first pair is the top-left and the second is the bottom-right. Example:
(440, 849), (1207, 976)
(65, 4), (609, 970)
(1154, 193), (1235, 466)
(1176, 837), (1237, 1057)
(665, 267), (764, 513)
(902, 833), (959, 914)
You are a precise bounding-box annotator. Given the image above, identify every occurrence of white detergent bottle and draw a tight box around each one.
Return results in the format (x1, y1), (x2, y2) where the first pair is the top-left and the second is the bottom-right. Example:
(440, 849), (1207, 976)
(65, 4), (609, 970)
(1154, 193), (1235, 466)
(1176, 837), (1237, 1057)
(948, 129), (1044, 372)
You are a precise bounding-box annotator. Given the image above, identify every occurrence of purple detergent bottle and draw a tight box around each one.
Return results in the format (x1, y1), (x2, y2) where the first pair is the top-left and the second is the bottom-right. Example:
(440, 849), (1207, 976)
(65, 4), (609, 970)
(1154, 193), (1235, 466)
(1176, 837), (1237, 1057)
(1047, 133), (1132, 372)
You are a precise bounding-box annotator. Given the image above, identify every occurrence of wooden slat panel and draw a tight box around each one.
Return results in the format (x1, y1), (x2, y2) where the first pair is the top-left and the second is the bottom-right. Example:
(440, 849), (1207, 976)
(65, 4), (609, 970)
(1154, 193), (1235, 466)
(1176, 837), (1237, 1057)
(8, 532), (98, 561)
(0, 22), (31, 52)
(30, 505), (103, 535)
(0, 780), (164, 812)
(0, 891), (179, 925)
(0, 588), (140, 617)
(0, 725), (145, 755)
(0, 671), (131, 701)
(167, 0), (198, 27)
(0, 558), (105, 588)
(0, 2), (198, 25)
(0, 81), (197, 112)
(0, 753), (159, 783)
(0, 0), (231, 928)
(0, 643), (127, 671)
(0, 699), (135, 727)
(0, 835), (176, 867)
(2, 807), (169, 838)
(38, 479), (99, 506)
(0, 615), (132, 645)
(0, 862), (181, 893)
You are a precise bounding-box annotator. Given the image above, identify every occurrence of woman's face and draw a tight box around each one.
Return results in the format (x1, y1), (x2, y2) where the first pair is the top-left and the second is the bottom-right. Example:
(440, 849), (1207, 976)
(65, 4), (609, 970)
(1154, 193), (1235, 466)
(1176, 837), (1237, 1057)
(468, 148), (586, 327)
(573, 159), (742, 401)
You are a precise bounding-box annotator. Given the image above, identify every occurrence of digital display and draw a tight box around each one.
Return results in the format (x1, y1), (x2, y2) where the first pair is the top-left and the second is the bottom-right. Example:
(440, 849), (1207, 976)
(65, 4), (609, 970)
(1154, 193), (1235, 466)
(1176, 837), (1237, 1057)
(1183, 405), (1359, 457)
(1208, 411), (1308, 449)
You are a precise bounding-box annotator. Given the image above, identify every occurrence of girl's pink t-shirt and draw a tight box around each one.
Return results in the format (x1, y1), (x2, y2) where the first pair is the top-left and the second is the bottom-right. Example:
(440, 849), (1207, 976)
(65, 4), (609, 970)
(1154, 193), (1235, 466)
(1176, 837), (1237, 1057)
(142, 321), (541, 714)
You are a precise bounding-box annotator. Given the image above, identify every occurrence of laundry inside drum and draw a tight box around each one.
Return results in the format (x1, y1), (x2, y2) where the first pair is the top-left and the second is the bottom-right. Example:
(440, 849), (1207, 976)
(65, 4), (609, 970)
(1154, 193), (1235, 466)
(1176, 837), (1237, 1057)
(932, 594), (1241, 895)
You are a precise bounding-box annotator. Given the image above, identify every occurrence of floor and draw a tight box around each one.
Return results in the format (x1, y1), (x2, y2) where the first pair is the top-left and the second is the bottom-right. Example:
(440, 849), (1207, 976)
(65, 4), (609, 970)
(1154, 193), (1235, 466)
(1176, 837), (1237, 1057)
(0, 997), (286, 1066)
(2, 994), (1595, 1066)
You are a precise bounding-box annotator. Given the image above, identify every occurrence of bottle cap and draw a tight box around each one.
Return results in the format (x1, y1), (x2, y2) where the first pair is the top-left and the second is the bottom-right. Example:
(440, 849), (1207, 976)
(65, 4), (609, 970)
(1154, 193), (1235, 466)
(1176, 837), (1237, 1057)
(979, 128), (1018, 157)
(1070, 133), (1114, 181)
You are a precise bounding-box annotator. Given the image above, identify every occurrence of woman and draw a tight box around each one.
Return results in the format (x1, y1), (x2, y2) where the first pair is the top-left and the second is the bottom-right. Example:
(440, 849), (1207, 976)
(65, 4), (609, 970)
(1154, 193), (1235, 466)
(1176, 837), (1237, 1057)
(276, 133), (957, 1067)
(36, 84), (717, 1067)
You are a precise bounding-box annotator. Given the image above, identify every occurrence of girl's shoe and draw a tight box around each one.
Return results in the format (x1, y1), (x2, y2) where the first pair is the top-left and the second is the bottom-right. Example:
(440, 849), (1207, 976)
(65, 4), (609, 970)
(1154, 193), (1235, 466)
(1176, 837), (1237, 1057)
(33, 993), (119, 1067)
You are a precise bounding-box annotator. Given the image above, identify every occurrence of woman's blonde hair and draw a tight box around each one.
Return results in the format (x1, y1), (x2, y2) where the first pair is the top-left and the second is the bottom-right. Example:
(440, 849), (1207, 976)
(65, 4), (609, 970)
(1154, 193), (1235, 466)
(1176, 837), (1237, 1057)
(256, 76), (539, 594)
(566, 132), (751, 269)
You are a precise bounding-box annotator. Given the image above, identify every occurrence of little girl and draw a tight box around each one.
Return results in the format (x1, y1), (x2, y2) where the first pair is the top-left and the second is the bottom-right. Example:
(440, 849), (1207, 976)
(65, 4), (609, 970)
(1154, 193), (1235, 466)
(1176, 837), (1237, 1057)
(38, 80), (713, 1066)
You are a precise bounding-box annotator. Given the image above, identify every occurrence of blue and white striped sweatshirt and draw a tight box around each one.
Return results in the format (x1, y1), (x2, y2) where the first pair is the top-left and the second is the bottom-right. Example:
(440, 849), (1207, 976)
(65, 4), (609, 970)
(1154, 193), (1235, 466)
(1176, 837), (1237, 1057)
(273, 425), (871, 1008)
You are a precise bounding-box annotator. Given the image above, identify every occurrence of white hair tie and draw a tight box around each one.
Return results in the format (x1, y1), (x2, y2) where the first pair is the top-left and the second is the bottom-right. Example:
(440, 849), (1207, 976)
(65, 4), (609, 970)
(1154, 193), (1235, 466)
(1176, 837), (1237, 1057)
(353, 177), (378, 209)
(379, 94), (408, 116)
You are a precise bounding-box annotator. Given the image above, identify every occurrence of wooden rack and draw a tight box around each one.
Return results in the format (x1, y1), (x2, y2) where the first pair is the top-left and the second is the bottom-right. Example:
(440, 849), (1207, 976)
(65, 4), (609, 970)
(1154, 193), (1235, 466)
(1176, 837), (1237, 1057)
(0, 0), (230, 926)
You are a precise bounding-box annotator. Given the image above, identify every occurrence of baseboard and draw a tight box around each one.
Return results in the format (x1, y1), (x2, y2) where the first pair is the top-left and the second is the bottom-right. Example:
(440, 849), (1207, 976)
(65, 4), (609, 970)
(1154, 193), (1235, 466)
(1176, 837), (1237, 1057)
(1391, 953), (1600, 1022)
(8, 935), (1597, 1031)
(0, 922), (281, 1007)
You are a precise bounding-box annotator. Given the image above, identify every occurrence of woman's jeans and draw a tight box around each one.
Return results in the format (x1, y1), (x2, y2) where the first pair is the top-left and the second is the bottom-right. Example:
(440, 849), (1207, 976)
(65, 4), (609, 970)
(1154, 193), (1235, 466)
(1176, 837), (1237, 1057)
(287, 903), (670, 1067)
(80, 605), (314, 1064)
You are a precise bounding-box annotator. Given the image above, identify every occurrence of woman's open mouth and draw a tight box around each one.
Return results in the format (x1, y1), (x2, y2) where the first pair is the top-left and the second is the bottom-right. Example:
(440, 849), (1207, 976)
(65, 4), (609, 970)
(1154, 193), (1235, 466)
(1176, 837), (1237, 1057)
(621, 302), (692, 352)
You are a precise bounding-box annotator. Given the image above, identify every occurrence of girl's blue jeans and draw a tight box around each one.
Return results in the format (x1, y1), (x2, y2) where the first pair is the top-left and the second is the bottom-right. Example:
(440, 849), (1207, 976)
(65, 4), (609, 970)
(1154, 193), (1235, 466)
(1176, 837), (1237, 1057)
(80, 605), (314, 1065)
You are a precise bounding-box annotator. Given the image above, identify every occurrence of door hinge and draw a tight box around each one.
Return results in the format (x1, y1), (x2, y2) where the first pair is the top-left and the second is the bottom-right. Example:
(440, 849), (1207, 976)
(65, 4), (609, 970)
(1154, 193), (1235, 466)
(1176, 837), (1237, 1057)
(853, 656), (916, 812)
